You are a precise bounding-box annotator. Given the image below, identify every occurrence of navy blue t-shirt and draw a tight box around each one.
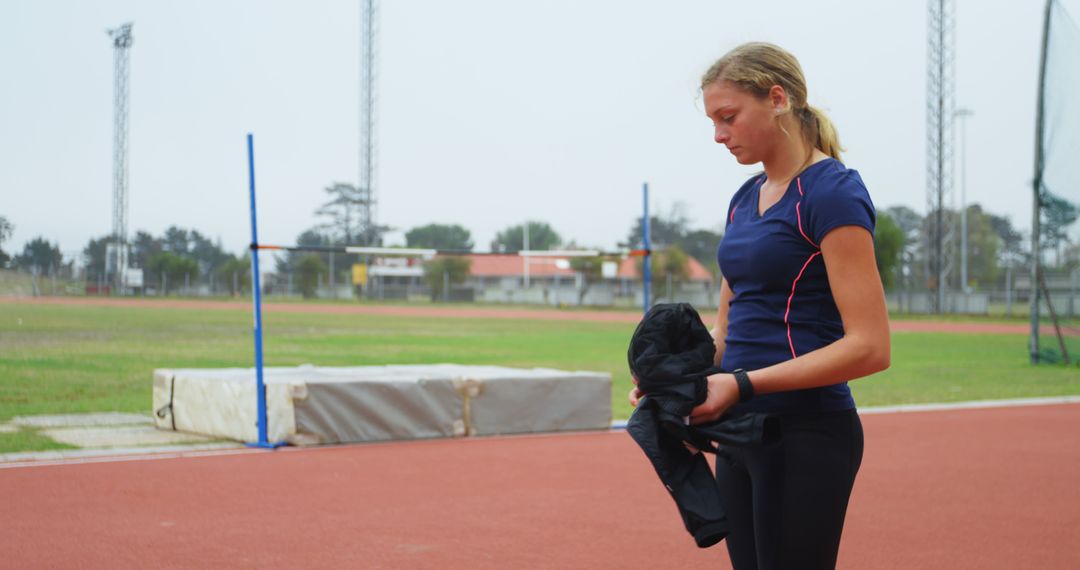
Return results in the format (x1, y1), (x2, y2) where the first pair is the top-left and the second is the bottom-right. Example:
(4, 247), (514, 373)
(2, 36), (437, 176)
(718, 158), (875, 414)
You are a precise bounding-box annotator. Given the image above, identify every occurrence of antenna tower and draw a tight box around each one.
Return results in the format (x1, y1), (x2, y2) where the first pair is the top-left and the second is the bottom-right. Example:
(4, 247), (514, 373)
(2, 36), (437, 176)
(358, 0), (379, 245)
(108, 23), (134, 292)
(925, 0), (956, 313)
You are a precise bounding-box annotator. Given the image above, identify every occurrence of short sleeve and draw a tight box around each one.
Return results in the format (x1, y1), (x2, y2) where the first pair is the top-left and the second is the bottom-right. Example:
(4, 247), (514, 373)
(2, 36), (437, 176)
(804, 169), (876, 245)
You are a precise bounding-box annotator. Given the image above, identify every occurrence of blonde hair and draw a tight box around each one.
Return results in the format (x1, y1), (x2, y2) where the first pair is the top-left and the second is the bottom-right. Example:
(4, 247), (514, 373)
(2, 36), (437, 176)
(701, 42), (843, 161)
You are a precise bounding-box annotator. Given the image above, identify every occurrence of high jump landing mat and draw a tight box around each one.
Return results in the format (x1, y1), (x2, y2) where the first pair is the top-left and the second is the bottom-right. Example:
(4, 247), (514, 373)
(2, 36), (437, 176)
(152, 364), (611, 444)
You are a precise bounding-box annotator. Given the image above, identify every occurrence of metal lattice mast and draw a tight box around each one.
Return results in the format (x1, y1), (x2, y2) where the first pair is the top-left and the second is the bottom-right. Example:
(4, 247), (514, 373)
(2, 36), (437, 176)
(925, 0), (955, 313)
(359, 0), (378, 245)
(108, 23), (133, 292)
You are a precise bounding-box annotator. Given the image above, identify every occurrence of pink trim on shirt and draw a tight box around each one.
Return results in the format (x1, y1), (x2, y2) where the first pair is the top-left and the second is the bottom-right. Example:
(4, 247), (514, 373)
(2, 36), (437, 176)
(785, 251), (822, 359)
(796, 202), (819, 248)
(795, 177), (819, 248)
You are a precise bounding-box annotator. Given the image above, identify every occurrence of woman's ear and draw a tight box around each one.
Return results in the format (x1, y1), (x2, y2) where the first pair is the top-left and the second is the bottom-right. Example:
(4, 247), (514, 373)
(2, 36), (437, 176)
(768, 84), (789, 114)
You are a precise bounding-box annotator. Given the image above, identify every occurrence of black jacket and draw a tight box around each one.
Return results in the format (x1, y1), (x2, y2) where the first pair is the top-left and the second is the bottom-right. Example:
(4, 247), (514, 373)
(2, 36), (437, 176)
(626, 303), (780, 548)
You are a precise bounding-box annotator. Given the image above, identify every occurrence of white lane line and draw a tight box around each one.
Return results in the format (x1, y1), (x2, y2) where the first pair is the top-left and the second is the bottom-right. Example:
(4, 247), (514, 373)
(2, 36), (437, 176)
(610, 396), (1080, 430)
(0, 445), (257, 470)
(857, 395), (1080, 414)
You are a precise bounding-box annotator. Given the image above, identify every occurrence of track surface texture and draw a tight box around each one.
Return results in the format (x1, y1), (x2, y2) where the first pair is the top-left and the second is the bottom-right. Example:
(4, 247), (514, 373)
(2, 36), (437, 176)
(3, 404), (1078, 569)
(2, 296), (1053, 334)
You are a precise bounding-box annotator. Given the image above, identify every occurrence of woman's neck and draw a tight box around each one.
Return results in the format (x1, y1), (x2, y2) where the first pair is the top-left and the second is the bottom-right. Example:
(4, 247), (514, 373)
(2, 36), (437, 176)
(762, 138), (816, 184)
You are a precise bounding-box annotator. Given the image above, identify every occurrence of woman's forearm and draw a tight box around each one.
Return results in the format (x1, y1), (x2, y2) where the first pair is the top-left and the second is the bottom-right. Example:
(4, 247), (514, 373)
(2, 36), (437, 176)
(710, 329), (727, 367)
(743, 331), (889, 395)
(711, 280), (734, 366)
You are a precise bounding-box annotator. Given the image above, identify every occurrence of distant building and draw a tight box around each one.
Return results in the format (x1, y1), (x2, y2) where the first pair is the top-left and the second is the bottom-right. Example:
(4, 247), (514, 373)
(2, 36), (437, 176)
(359, 252), (719, 306)
(456, 253), (717, 307)
(456, 254), (714, 288)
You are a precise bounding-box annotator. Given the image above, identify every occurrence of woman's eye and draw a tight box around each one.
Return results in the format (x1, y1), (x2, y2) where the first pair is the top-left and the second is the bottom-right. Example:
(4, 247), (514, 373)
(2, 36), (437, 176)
(721, 115), (735, 124)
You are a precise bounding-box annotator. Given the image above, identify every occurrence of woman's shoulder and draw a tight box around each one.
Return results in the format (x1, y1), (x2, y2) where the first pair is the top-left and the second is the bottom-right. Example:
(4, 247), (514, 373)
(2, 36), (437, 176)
(800, 158), (876, 239)
(803, 158), (868, 197)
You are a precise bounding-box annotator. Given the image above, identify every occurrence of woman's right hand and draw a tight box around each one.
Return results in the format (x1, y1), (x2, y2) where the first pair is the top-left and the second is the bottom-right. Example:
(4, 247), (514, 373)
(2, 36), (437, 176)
(628, 374), (642, 407)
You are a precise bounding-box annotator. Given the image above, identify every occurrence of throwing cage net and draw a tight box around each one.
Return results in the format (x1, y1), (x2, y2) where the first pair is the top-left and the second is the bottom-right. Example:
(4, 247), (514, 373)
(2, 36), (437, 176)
(1031, 0), (1080, 365)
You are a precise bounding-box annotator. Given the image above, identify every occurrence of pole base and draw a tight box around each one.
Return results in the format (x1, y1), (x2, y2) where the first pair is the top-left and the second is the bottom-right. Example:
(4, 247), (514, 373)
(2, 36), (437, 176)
(246, 440), (288, 449)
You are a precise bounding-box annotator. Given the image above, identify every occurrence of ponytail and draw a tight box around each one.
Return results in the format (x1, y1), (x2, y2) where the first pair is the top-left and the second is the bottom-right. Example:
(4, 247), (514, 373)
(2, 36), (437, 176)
(798, 105), (844, 161)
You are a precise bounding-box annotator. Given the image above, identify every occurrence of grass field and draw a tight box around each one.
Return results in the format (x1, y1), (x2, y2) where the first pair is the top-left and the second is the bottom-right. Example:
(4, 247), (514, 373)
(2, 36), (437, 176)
(2, 301), (1079, 454)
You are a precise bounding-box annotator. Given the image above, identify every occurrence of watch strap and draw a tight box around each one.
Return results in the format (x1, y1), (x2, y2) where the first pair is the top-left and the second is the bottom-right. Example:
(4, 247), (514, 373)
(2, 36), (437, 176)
(732, 368), (754, 403)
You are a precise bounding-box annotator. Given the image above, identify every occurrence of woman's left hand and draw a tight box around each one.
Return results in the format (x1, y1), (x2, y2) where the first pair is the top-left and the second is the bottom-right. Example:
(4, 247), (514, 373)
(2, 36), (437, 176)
(689, 373), (740, 425)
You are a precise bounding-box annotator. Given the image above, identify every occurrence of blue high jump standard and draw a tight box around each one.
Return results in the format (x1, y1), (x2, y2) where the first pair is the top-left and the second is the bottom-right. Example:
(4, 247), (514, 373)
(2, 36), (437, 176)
(642, 182), (651, 314)
(246, 133), (286, 449)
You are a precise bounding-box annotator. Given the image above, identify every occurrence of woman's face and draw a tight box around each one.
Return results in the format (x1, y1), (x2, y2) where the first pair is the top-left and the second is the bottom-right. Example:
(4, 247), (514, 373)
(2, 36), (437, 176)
(702, 80), (785, 165)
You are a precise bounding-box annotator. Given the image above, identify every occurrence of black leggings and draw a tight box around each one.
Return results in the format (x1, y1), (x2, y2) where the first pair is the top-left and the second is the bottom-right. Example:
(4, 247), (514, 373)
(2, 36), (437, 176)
(715, 409), (864, 570)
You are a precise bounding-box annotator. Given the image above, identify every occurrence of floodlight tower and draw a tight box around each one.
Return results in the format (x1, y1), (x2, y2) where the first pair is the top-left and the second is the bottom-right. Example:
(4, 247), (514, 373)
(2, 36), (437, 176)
(358, 0), (378, 245)
(955, 107), (974, 293)
(925, 0), (956, 313)
(108, 23), (133, 293)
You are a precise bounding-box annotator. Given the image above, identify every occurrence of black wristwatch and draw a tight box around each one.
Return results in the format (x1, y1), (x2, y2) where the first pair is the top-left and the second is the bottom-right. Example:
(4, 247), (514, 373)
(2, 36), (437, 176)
(732, 369), (754, 403)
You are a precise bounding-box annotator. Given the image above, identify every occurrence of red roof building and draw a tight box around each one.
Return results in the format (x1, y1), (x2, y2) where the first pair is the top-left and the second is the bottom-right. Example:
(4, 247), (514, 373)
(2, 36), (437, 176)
(447, 254), (715, 283)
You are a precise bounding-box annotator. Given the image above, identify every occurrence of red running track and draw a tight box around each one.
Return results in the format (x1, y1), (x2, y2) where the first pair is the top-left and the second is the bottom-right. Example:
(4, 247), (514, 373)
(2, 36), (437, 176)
(2, 403), (1078, 569)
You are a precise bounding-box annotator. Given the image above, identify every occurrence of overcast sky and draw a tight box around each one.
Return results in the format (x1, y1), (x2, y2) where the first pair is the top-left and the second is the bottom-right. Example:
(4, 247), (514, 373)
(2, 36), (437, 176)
(1, 0), (1072, 260)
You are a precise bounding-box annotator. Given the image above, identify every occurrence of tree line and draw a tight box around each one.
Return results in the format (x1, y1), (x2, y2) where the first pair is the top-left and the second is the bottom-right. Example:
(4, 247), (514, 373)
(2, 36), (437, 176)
(1, 191), (1077, 296)
(83, 227), (251, 294)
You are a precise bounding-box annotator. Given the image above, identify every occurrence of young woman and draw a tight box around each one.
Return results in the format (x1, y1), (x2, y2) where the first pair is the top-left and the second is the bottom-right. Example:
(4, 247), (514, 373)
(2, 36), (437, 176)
(630, 42), (890, 569)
